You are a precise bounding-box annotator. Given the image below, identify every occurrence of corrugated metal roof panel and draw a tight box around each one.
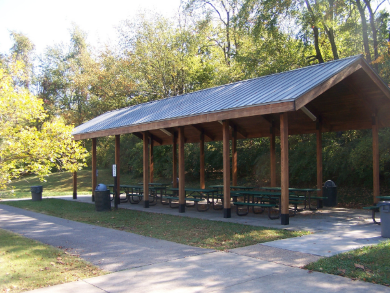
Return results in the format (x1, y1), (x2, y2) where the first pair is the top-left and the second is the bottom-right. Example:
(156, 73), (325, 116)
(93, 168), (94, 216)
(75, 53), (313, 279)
(73, 55), (363, 135)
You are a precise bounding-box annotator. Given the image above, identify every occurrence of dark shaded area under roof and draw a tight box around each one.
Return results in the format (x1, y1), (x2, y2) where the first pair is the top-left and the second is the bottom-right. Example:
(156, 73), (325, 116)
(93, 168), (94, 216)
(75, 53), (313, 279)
(73, 55), (390, 144)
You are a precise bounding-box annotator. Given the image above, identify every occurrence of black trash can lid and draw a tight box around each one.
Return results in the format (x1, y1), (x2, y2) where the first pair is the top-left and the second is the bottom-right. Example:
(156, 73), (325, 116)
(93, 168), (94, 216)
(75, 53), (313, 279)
(324, 180), (336, 187)
(377, 201), (390, 207)
(95, 183), (107, 191)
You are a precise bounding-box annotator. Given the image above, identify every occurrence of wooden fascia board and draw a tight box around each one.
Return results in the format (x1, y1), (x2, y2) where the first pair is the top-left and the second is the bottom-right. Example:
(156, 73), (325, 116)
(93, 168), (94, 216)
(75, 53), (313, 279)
(359, 60), (390, 100)
(295, 60), (363, 110)
(72, 101), (295, 140)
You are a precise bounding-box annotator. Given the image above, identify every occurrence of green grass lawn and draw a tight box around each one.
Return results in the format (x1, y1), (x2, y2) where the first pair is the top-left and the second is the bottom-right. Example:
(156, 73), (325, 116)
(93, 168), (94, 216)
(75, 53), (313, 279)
(305, 241), (390, 286)
(2, 199), (309, 250)
(0, 228), (106, 293)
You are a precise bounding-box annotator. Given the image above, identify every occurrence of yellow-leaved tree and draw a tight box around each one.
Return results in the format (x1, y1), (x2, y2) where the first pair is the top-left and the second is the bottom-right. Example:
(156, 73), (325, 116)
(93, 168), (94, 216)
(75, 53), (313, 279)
(0, 59), (88, 190)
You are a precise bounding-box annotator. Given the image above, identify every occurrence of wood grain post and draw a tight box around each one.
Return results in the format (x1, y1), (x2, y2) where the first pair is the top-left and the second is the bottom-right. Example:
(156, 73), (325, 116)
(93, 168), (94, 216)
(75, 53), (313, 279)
(173, 132), (178, 188)
(280, 113), (289, 225)
(223, 120), (231, 218)
(73, 171), (77, 199)
(372, 115), (380, 204)
(150, 137), (154, 183)
(232, 125), (238, 186)
(178, 126), (186, 213)
(115, 135), (121, 203)
(316, 121), (323, 198)
(92, 138), (97, 202)
(270, 122), (276, 187)
(143, 132), (150, 208)
(200, 130), (205, 189)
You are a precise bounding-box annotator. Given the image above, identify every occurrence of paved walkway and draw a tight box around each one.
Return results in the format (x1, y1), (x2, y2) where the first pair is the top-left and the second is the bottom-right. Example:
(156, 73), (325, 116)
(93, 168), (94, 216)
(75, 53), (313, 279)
(0, 199), (388, 292)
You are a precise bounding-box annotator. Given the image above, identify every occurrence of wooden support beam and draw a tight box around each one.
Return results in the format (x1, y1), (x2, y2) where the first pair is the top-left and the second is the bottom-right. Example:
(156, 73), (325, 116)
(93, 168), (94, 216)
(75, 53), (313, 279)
(143, 132), (150, 207)
(73, 171), (77, 199)
(229, 121), (247, 138)
(191, 124), (214, 141)
(147, 132), (162, 145)
(270, 122), (276, 187)
(159, 128), (173, 137)
(372, 115), (380, 204)
(133, 132), (143, 140)
(232, 126), (238, 186)
(150, 137), (154, 183)
(280, 113), (289, 225)
(115, 135), (121, 199)
(178, 126), (186, 213)
(223, 120), (231, 218)
(92, 138), (97, 202)
(172, 132), (178, 188)
(200, 130), (205, 189)
(316, 121), (323, 197)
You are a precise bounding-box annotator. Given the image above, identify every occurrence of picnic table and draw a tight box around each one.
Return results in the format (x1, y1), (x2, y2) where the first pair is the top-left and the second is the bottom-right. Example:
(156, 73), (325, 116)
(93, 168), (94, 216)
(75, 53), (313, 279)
(209, 185), (254, 194)
(166, 188), (217, 211)
(377, 196), (390, 201)
(231, 190), (303, 219)
(259, 187), (323, 210)
(108, 184), (144, 204)
(138, 183), (170, 204)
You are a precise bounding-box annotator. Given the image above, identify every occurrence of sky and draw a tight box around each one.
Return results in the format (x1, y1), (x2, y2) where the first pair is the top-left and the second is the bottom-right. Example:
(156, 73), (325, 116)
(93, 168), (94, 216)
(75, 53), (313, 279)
(0, 0), (182, 55)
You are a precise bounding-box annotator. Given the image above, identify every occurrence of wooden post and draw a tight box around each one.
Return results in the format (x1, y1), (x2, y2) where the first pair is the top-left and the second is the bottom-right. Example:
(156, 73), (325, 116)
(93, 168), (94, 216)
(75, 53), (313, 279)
(316, 121), (323, 197)
(232, 126), (238, 186)
(143, 132), (150, 208)
(200, 130), (205, 189)
(173, 132), (178, 188)
(372, 115), (380, 204)
(150, 137), (154, 183)
(92, 138), (97, 202)
(223, 120), (231, 218)
(115, 135), (121, 201)
(270, 122), (276, 187)
(280, 113), (289, 225)
(178, 126), (185, 213)
(73, 171), (77, 199)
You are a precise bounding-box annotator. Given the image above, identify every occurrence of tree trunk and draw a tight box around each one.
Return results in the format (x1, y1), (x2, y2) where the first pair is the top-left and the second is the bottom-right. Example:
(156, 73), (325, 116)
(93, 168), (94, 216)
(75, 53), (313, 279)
(356, 0), (372, 63)
(324, 0), (339, 60)
(305, 0), (324, 63)
(363, 0), (379, 71)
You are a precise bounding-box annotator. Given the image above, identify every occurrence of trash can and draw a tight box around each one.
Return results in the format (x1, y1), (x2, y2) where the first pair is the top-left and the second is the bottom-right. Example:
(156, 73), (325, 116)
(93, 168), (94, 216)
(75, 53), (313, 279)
(378, 201), (390, 238)
(31, 186), (43, 201)
(94, 184), (111, 212)
(323, 180), (337, 207)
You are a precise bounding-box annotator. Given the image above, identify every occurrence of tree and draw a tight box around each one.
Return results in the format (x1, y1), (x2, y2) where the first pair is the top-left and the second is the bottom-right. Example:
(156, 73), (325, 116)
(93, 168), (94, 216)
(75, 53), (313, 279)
(0, 59), (88, 190)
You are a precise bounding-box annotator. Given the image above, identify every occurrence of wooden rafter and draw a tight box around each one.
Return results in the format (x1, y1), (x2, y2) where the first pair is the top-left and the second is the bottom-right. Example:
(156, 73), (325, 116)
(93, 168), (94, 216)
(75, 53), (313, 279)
(190, 124), (214, 141)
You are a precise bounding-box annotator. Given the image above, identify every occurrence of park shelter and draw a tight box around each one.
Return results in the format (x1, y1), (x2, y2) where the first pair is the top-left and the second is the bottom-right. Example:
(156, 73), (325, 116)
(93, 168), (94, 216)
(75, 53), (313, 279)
(72, 55), (390, 225)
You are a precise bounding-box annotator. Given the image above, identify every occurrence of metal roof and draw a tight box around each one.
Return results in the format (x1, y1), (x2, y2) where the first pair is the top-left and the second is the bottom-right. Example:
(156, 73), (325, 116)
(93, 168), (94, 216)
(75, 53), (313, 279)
(73, 55), (365, 136)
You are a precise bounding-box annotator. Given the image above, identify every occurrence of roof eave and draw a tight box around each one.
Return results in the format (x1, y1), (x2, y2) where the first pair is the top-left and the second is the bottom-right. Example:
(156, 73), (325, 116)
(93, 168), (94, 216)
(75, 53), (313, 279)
(73, 100), (296, 140)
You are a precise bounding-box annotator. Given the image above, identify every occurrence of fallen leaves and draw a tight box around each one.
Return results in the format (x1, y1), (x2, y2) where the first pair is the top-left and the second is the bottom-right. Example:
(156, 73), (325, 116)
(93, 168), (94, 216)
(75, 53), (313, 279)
(354, 263), (365, 270)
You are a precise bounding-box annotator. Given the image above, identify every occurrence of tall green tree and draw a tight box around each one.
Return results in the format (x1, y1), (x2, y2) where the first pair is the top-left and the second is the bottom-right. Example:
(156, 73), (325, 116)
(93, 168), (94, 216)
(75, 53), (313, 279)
(0, 59), (87, 189)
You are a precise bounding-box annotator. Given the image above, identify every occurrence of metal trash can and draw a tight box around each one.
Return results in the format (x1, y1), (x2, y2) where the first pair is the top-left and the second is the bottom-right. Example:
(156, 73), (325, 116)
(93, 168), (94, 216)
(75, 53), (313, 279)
(95, 184), (111, 212)
(378, 201), (390, 238)
(323, 180), (337, 207)
(31, 186), (43, 201)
